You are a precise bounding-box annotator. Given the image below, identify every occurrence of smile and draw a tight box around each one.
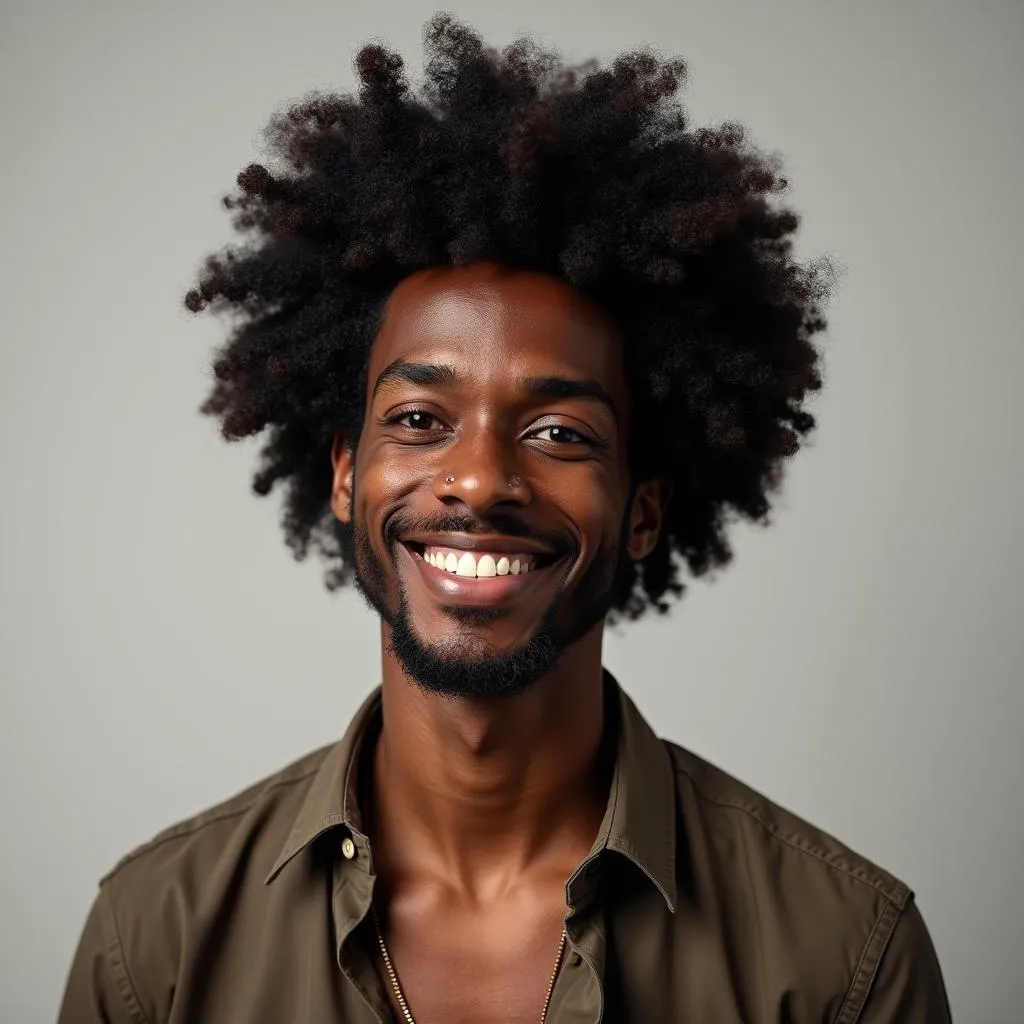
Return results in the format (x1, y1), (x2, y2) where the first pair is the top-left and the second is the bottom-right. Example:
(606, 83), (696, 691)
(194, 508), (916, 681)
(420, 545), (537, 578)
(398, 536), (564, 607)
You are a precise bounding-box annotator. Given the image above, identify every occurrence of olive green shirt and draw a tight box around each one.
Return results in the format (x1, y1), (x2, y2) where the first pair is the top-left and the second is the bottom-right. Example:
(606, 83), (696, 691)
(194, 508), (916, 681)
(59, 677), (951, 1022)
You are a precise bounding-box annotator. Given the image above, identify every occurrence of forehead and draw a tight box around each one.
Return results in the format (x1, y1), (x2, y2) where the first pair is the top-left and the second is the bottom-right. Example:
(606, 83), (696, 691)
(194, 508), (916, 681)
(368, 263), (626, 394)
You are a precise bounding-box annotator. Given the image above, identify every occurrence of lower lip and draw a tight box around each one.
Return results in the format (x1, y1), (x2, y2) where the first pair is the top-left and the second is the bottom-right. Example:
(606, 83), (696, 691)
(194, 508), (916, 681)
(400, 544), (559, 607)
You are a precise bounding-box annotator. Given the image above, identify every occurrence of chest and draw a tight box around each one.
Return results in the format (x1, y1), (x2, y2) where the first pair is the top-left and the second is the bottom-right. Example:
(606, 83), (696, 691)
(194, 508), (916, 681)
(372, 898), (569, 1024)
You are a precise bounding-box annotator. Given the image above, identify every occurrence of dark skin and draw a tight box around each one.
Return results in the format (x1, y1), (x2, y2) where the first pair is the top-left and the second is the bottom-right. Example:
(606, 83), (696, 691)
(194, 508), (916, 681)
(331, 263), (665, 1023)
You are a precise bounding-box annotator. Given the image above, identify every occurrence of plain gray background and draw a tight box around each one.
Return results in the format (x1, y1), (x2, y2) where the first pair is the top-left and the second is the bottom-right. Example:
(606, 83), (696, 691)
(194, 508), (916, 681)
(2, 0), (1021, 1020)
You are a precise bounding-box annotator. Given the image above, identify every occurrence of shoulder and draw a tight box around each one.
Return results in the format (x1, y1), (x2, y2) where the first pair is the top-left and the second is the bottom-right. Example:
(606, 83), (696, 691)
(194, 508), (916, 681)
(665, 739), (909, 905)
(60, 745), (337, 1023)
(101, 742), (333, 890)
(90, 744), (335, 1017)
(663, 740), (929, 1020)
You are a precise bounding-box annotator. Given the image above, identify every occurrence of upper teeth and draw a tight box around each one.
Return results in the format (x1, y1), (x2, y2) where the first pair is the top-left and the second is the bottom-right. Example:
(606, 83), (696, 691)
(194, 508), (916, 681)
(423, 546), (533, 577)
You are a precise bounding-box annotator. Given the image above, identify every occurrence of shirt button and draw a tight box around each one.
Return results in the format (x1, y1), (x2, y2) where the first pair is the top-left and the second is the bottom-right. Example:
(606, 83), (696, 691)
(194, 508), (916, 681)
(341, 837), (356, 860)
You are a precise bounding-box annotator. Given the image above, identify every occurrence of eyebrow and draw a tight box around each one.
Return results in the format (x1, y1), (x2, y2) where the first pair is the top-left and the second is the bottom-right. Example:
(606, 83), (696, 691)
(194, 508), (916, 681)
(372, 360), (460, 397)
(372, 359), (618, 420)
(521, 375), (618, 420)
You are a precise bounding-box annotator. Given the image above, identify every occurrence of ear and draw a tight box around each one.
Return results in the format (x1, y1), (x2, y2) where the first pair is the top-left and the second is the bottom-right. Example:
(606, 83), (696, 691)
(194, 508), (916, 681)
(626, 477), (670, 562)
(330, 433), (355, 524)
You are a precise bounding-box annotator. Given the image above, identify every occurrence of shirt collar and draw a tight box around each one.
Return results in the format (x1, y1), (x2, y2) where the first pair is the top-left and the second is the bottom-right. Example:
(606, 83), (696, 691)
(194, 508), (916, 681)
(264, 686), (379, 884)
(265, 672), (678, 914)
(593, 669), (678, 912)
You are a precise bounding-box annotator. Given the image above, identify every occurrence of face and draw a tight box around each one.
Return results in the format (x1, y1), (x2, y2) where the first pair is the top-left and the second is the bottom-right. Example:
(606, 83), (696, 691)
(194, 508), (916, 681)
(332, 263), (663, 699)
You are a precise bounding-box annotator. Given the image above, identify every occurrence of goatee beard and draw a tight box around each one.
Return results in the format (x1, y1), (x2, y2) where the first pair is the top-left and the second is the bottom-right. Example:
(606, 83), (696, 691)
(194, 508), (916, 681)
(343, 511), (627, 701)
(386, 602), (566, 700)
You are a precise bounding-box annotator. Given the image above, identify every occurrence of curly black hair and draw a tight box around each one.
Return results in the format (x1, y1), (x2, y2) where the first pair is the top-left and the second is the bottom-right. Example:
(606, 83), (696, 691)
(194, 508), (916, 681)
(185, 13), (831, 621)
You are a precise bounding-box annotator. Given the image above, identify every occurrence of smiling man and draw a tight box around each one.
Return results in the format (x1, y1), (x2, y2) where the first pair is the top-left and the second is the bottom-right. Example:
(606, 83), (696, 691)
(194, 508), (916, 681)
(59, 15), (951, 1024)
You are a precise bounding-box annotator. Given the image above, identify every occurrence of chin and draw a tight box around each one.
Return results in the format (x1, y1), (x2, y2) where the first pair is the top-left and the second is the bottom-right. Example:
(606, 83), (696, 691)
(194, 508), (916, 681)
(389, 604), (565, 700)
(435, 604), (510, 628)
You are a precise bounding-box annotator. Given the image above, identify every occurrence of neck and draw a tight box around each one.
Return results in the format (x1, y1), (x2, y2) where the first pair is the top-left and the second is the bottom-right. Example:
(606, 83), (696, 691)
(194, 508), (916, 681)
(368, 623), (610, 899)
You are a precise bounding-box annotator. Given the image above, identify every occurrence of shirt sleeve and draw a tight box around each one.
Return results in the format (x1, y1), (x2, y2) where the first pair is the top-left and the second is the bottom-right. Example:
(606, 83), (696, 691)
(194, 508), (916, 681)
(856, 898), (953, 1023)
(58, 885), (151, 1024)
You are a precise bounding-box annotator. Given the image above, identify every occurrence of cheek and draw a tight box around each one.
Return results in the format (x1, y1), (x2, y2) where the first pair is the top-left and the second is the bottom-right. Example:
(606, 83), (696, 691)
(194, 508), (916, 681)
(545, 477), (627, 558)
(351, 461), (384, 531)
(354, 447), (425, 542)
(363, 440), (431, 496)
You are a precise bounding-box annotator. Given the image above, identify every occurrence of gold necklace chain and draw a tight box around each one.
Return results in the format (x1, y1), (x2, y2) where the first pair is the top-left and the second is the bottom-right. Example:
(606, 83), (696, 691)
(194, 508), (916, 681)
(371, 904), (567, 1024)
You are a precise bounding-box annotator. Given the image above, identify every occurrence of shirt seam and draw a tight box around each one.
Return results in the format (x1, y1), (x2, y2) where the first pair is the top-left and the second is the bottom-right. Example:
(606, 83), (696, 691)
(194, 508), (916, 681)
(672, 764), (909, 906)
(100, 883), (153, 1024)
(833, 896), (903, 1024)
(101, 765), (323, 882)
(738, 832), (768, 1012)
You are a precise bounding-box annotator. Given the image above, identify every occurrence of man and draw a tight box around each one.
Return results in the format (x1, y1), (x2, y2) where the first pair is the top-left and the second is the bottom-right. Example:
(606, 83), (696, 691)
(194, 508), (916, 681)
(59, 15), (951, 1023)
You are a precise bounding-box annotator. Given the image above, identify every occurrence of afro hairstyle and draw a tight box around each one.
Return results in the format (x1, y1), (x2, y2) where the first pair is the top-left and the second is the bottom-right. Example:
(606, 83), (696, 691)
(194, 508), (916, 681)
(185, 13), (832, 620)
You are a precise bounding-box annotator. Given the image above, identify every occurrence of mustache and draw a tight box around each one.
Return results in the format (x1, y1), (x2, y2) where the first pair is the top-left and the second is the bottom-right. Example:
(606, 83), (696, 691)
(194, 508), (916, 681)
(384, 510), (576, 557)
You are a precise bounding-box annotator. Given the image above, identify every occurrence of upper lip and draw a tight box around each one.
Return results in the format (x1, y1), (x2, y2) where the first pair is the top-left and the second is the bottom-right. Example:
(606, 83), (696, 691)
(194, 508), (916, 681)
(401, 533), (559, 556)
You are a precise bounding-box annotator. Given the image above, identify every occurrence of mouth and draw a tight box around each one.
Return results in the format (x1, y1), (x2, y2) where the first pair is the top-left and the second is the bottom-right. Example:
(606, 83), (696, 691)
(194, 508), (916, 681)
(403, 541), (559, 579)
(398, 535), (566, 607)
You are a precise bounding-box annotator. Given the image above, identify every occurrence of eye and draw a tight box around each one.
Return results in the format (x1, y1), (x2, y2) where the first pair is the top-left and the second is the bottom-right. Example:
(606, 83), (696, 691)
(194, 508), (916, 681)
(389, 410), (443, 431)
(529, 424), (588, 444)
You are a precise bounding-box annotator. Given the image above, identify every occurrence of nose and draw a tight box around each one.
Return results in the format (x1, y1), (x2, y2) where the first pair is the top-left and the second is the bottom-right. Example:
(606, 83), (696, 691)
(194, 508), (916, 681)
(432, 426), (532, 512)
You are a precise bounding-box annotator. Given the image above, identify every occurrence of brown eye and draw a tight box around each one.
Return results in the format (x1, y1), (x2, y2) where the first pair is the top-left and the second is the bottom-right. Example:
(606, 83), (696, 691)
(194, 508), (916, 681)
(392, 410), (441, 430)
(532, 425), (586, 444)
